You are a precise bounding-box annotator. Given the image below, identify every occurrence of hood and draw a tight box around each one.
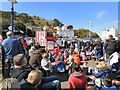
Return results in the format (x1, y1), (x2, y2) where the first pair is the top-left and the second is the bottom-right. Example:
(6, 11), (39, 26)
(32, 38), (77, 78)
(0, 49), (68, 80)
(73, 72), (83, 78)
(32, 50), (41, 55)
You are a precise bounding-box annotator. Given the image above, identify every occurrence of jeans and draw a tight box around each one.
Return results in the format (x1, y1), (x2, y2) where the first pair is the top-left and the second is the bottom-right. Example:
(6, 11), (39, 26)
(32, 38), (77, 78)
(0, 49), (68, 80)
(38, 76), (61, 90)
(3, 59), (12, 78)
(95, 49), (101, 60)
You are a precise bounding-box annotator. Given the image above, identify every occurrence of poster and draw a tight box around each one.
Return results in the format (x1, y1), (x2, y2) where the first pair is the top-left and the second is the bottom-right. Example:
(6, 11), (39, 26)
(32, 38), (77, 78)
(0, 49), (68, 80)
(36, 31), (46, 46)
(47, 41), (54, 50)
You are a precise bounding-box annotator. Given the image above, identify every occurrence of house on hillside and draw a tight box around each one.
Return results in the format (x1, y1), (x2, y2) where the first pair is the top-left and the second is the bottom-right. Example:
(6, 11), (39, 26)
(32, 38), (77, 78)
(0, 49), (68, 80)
(101, 27), (119, 40)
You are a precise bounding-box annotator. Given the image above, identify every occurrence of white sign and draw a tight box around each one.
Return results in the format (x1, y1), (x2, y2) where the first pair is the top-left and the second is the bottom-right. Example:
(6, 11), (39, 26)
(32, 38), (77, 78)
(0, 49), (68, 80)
(36, 31), (46, 46)
(47, 41), (54, 50)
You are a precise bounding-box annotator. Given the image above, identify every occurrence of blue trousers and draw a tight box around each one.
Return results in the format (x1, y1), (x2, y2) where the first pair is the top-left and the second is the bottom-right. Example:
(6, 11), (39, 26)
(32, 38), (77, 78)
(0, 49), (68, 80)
(38, 76), (61, 90)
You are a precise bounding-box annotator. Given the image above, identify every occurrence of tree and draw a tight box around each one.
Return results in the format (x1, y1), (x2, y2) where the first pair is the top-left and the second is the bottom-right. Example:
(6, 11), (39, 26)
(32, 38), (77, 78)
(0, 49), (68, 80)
(53, 19), (63, 27)
(14, 22), (26, 34)
(67, 25), (73, 30)
(74, 28), (99, 39)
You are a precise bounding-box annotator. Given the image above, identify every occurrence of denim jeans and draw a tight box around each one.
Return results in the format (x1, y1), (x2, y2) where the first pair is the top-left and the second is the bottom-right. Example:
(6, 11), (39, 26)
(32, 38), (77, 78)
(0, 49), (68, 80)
(3, 59), (12, 78)
(95, 49), (101, 60)
(38, 76), (61, 90)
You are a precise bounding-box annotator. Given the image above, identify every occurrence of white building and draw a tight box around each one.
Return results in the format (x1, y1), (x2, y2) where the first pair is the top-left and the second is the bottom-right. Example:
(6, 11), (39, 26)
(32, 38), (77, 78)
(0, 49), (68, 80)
(101, 27), (119, 40)
(57, 30), (74, 39)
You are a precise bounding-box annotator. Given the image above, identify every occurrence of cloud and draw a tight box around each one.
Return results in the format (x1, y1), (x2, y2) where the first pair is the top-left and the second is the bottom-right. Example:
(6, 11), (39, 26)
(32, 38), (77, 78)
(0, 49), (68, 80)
(112, 20), (118, 24)
(96, 11), (108, 19)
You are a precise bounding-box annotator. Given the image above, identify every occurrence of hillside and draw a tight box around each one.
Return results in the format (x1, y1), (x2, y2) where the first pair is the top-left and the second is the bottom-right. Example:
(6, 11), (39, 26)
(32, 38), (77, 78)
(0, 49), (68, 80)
(1, 10), (99, 38)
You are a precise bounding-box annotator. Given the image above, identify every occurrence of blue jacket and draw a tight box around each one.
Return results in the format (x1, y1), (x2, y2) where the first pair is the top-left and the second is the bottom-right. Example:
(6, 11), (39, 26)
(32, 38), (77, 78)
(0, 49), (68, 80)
(101, 85), (118, 90)
(92, 69), (110, 79)
(56, 61), (66, 73)
(2, 37), (23, 60)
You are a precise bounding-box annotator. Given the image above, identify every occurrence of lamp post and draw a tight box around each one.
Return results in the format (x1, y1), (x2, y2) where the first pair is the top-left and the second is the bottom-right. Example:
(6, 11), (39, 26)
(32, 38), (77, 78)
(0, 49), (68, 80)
(8, 0), (17, 33)
(89, 21), (92, 39)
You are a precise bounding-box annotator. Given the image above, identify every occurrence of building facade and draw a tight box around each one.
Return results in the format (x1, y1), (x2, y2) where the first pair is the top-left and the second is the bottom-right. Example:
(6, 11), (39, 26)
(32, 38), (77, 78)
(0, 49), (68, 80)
(102, 27), (119, 40)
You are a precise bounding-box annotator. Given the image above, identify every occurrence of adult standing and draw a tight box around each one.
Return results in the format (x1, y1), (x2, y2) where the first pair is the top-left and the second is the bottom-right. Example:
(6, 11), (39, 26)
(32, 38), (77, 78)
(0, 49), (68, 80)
(104, 35), (116, 60)
(93, 38), (103, 61)
(1, 31), (23, 78)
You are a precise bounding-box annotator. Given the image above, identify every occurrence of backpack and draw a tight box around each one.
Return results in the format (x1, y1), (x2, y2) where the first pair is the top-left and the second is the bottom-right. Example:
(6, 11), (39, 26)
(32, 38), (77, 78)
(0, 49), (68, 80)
(106, 40), (116, 51)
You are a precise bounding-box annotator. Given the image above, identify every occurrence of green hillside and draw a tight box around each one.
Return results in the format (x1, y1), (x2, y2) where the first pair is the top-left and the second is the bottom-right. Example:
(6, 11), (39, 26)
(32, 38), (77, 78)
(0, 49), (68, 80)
(1, 10), (99, 38)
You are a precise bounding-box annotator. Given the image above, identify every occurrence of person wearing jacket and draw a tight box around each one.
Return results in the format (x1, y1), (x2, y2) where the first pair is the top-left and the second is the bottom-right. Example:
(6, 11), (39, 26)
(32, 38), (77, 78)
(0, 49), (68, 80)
(21, 70), (61, 90)
(29, 46), (46, 69)
(68, 65), (88, 90)
(41, 53), (53, 76)
(55, 56), (66, 73)
(72, 51), (81, 65)
(2, 31), (23, 78)
(93, 38), (103, 61)
(11, 54), (32, 82)
(104, 35), (116, 60)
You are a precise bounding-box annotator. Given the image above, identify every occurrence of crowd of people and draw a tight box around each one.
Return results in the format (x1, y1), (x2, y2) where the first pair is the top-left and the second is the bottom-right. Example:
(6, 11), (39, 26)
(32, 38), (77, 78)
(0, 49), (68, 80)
(0, 31), (120, 90)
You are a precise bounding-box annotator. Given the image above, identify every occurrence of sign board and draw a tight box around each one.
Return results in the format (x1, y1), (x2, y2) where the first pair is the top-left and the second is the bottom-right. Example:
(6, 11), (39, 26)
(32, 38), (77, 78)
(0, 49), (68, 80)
(47, 41), (54, 50)
(36, 31), (46, 46)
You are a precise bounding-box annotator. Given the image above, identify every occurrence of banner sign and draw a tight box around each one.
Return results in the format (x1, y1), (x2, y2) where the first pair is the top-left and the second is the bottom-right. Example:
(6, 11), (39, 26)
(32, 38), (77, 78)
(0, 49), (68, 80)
(36, 31), (46, 46)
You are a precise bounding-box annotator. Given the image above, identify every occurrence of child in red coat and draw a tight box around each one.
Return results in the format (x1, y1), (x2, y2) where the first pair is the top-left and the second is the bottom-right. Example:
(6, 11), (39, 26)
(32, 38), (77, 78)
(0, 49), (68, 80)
(68, 65), (88, 90)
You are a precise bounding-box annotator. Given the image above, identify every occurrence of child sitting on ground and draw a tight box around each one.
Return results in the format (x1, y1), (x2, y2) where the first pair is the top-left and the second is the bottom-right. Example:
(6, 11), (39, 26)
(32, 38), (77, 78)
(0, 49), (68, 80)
(41, 53), (53, 76)
(81, 50), (87, 61)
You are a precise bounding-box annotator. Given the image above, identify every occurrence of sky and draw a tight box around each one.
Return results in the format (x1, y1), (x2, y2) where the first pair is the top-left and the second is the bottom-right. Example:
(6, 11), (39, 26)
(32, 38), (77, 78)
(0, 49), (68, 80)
(1, 1), (119, 36)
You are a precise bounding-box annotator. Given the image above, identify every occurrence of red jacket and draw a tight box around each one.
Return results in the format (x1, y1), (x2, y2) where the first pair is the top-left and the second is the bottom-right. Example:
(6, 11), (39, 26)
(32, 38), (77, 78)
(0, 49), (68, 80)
(68, 71), (88, 90)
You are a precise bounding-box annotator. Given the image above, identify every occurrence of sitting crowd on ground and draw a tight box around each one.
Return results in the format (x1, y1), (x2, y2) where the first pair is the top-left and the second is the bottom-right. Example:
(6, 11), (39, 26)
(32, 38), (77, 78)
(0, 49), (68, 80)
(0, 31), (120, 90)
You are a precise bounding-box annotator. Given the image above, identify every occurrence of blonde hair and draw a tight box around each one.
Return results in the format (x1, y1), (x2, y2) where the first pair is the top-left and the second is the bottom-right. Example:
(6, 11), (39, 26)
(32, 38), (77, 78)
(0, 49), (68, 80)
(0, 78), (20, 90)
(96, 61), (106, 69)
(42, 53), (49, 59)
(27, 70), (43, 86)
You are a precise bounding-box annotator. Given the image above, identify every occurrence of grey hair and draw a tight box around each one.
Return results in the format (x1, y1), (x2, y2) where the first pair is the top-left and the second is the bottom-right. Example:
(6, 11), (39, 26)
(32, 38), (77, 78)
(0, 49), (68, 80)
(0, 78), (20, 90)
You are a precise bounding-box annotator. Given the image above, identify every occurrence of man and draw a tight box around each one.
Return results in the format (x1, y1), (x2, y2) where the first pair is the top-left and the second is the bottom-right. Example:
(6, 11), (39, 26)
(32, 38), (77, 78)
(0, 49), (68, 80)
(21, 70), (61, 90)
(93, 38), (103, 61)
(2, 31), (23, 78)
(104, 35), (116, 60)
(29, 45), (47, 76)
(11, 54), (32, 82)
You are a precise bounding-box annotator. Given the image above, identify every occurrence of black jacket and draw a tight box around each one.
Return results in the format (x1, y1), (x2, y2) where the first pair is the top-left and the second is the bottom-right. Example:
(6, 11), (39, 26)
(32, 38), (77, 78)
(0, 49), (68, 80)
(20, 79), (39, 90)
(11, 66), (32, 82)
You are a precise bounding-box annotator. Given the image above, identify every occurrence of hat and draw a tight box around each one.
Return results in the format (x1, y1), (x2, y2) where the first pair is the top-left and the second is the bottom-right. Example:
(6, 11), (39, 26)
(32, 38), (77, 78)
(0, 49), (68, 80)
(34, 44), (40, 50)
(6, 31), (13, 36)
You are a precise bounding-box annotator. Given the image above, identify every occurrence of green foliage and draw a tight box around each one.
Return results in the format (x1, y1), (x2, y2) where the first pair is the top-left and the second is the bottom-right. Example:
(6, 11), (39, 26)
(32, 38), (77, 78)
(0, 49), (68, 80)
(53, 19), (63, 27)
(74, 29), (99, 39)
(15, 22), (26, 34)
(2, 11), (11, 19)
(1, 11), (99, 39)
(16, 13), (30, 23)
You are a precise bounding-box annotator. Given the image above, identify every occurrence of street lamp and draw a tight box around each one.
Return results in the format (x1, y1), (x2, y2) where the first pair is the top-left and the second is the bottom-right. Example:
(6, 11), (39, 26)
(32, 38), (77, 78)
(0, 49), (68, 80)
(8, 0), (17, 33)
(89, 21), (92, 38)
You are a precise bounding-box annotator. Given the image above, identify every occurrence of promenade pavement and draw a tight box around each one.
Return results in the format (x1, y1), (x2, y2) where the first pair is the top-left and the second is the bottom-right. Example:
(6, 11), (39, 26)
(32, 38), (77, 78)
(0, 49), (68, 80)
(54, 60), (96, 89)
